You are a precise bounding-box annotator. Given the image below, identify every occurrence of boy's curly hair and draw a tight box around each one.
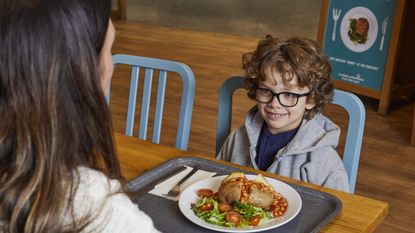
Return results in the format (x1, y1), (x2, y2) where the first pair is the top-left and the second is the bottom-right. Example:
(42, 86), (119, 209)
(242, 35), (334, 120)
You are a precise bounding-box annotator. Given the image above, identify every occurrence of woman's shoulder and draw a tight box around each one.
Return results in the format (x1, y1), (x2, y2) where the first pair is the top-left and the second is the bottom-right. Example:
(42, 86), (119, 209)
(70, 167), (160, 232)
(75, 166), (121, 195)
(67, 167), (122, 223)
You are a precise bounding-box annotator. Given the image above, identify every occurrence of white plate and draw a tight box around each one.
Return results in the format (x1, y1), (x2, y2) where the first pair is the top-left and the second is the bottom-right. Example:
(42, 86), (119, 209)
(178, 175), (302, 232)
(340, 6), (378, 53)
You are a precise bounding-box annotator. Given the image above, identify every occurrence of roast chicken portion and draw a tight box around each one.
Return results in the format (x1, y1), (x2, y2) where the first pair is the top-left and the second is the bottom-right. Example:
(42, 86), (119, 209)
(218, 172), (275, 209)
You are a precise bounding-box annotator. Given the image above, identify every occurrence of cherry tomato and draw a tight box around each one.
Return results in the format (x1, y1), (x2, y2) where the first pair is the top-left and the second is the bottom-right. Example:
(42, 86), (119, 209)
(226, 211), (242, 225)
(199, 203), (214, 211)
(213, 191), (219, 197)
(248, 215), (261, 226)
(218, 202), (232, 213)
(196, 189), (214, 198)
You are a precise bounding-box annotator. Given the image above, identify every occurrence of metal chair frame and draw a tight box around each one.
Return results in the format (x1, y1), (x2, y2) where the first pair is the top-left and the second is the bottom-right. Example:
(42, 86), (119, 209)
(109, 54), (195, 151)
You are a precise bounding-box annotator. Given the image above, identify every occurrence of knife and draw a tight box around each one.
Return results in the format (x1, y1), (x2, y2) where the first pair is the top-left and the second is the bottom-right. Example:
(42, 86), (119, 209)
(380, 17), (388, 51)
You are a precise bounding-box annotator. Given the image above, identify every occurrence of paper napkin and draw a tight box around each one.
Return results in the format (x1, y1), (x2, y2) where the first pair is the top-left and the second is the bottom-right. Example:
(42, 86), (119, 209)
(149, 166), (216, 201)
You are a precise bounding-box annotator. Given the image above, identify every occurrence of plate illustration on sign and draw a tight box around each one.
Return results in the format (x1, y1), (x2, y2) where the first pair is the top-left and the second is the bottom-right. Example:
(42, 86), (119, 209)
(340, 6), (378, 52)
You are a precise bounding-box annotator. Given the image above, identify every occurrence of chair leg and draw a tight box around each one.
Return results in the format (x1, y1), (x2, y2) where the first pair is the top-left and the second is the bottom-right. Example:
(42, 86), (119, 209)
(118, 0), (127, 20)
(411, 104), (415, 146)
(111, 0), (127, 20)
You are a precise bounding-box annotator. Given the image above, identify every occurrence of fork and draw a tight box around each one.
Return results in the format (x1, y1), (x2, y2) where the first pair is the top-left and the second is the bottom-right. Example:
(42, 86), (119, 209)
(164, 166), (200, 197)
(332, 8), (342, 42)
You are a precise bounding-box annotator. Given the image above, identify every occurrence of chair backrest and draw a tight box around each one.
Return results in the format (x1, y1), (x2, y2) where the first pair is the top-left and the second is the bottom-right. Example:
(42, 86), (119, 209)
(216, 76), (366, 193)
(109, 54), (195, 151)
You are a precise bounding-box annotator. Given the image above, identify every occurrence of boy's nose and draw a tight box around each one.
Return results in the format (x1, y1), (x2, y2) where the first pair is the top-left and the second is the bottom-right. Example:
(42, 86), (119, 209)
(268, 95), (282, 108)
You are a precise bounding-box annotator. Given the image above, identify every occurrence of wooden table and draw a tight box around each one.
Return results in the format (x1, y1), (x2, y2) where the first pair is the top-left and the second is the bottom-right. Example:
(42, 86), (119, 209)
(115, 133), (388, 233)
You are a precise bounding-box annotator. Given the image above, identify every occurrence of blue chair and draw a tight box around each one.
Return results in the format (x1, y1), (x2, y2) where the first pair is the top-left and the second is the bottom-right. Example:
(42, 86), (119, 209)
(216, 76), (366, 193)
(109, 54), (195, 151)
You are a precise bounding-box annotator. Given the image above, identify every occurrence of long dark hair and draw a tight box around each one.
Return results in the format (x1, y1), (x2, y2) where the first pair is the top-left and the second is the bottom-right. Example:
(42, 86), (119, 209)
(0, 0), (122, 232)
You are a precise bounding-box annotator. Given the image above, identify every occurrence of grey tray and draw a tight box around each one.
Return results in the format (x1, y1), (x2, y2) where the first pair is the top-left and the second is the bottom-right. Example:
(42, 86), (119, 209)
(128, 156), (342, 233)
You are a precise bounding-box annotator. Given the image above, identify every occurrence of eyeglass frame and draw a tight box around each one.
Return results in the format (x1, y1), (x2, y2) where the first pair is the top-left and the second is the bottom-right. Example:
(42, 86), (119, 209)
(254, 87), (311, 107)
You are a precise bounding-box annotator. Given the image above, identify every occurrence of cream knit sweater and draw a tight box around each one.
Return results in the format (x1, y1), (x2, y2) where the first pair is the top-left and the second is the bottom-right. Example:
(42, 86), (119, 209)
(63, 167), (161, 233)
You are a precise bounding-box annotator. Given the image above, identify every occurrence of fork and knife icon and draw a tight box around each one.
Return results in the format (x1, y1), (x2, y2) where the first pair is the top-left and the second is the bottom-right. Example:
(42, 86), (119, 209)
(379, 17), (388, 51)
(332, 7), (389, 52)
(332, 8), (341, 42)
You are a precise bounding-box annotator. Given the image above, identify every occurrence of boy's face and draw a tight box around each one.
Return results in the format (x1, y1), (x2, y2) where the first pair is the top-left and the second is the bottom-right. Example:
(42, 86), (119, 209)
(256, 70), (315, 134)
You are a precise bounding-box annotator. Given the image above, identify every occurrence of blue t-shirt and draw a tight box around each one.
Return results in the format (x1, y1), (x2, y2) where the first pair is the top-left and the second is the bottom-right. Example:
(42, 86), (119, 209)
(255, 123), (299, 171)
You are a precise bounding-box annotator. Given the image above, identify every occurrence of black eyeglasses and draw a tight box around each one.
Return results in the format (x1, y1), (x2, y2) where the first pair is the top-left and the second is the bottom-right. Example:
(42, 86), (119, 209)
(254, 87), (310, 107)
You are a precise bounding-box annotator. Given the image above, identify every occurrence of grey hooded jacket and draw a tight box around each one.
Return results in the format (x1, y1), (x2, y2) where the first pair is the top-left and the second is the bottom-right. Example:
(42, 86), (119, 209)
(216, 106), (349, 192)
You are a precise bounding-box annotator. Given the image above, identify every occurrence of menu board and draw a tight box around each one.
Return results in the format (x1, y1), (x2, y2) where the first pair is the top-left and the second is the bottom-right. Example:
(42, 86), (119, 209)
(323, 0), (396, 91)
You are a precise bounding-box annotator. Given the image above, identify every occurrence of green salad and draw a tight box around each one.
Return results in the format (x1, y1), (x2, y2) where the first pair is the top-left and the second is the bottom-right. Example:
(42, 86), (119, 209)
(191, 195), (274, 228)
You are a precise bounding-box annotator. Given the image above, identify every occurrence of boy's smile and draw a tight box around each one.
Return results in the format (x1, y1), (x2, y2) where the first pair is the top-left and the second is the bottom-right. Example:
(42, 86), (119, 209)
(257, 70), (315, 134)
(264, 111), (287, 120)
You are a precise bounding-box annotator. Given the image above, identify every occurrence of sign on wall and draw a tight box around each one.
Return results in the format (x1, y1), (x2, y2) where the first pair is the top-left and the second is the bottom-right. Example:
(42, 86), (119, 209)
(323, 0), (396, 91)
(317, 0), (406, 114)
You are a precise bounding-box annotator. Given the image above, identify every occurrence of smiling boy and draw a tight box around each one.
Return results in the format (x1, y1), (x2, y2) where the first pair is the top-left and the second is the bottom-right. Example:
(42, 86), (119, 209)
(217, 35), (349, 192)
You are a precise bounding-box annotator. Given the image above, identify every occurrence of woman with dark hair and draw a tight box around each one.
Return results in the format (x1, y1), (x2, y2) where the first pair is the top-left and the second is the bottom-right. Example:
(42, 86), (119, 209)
(0, 0), (159, 232)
